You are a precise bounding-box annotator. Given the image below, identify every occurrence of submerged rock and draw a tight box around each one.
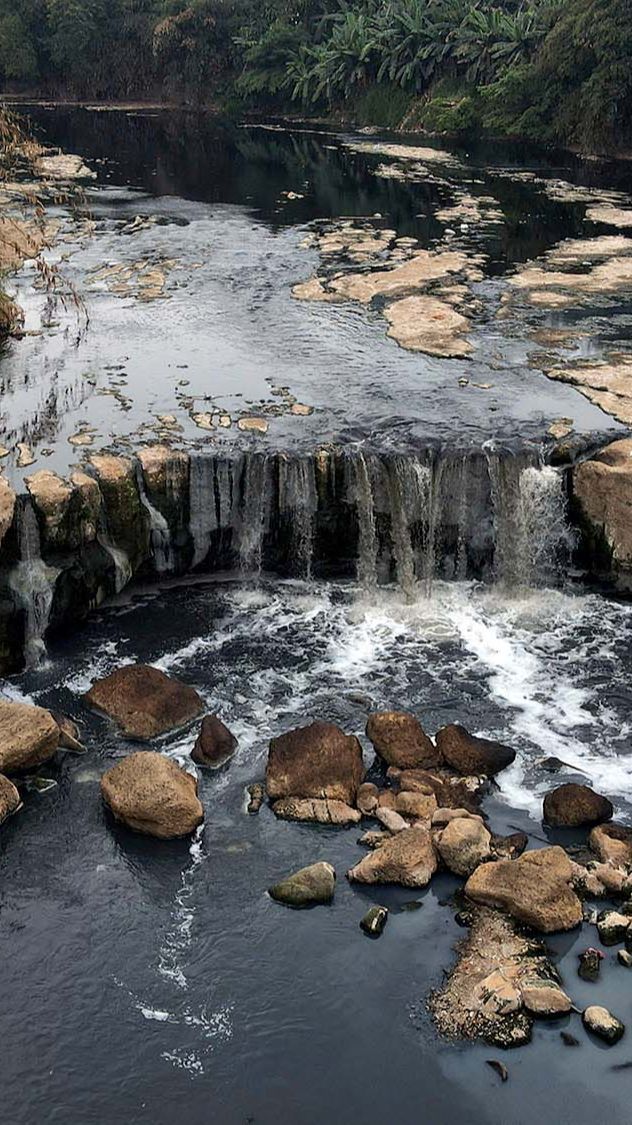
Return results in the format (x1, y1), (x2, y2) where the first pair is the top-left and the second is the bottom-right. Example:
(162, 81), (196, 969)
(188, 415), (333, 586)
(52, 712), (84, 753)
(365, 711), (439, 770)
(360, 905), (388, 936)
(266, 721), (364, 805)
(435, 725), (515, 777)
(543, 783), (613, 828)
(465, 846), (583, 933)
(582, 1005), (625, 1045)
(0, 773), (21, 823)
(85, 664), (204, 740)
(191, 714), (237, 769)
(100, 751), (204, 838)
(438, 816), (492, 877)
(520, 980), (572, 1019)
(347, 825), (437, 887)
(0, 700), (60, 772)
(271, 796), (361, 826)
(268, 861), (335, 908)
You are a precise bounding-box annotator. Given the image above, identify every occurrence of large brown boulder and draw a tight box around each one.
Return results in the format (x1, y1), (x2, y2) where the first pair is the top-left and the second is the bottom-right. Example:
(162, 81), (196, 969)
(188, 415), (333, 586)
(191, 715), (237, 769)
(85, 664), (204, 740)
(435, 724), (515, 777)
(266, 721), (364, 804)
(543, 783), (613, 828)
(0, 774), (21, 823)
(0, 700), (60, 772)
(392, 766), (483, 812)
(590, 822), (632, 868)
(347, 825), (437, 887)
(100, 751), (204, 838)
(365, 711), (440, 769)
(438, 816), (492, 877)
(465, 846), (583, 933)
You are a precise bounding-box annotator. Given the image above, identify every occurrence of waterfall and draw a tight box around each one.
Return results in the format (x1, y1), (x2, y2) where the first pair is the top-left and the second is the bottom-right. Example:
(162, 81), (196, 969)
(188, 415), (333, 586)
(189, 454), (216, 569)
(518, 464), (572, 587)
(278, 455), (317, 578)
(136, 467), (174, 575)
(9, 500), (59, 667)
(238, 453), (270, 575)
(353, 453), (378, 590)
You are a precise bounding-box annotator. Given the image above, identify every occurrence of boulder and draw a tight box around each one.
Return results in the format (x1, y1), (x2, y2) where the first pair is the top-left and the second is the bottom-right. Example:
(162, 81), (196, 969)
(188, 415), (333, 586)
(100, 751), (204, 838)
(596, 910), (631, 946)
(543, 783), (613, 828)
(590, 822), (632, 868)
(377, 789), (397, 810)
(347, 825), (437, 887)
(432, 807), (484, 827)
(0, 774), (21, 823)
(360, 905), (388, 936)
(356, 781), (379, 815)
(394, 791), (437, 821)
(491, 831), (529, 861)
(0, 700), (60, 772)
(582, 1005), (625, 1045)
(266, 721), (364, 804)
(85, 664), (204, 740)
(271, 797), (361, 826)
(89, 454), (150, 570)
(268, 861), (335, 907)
(435, 724), (515, 777)
(573, 438), (632, 585)
(365, 711), (440, 769)
(376, 807), (408, 833)
(191, 714), (237, 769)
(391, 767), (484, 812)
(520, 980), (572, 1018)
(438, 817), (492, 877)
(465, 846), (583, 933)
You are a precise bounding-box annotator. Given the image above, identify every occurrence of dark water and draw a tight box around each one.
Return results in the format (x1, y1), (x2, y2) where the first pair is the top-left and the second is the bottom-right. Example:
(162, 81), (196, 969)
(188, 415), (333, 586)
(4, 575), (632, 1124)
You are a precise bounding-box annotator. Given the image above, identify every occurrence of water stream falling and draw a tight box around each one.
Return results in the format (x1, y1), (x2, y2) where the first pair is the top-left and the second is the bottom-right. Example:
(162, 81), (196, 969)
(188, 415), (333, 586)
(8, 500), (59, 667)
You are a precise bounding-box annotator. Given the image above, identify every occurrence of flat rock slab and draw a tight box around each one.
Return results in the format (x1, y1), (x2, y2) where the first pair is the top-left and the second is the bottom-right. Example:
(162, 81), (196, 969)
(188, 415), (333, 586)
(465, 846), (583, 933)
(0, 700), (60, 772)
(85, 663), (204, 739)
(100, 750), (204, 839)
(271, 797), (361, 825)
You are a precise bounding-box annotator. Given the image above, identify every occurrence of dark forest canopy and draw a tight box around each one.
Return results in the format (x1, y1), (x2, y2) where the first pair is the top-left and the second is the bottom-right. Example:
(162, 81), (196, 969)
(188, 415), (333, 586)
(0, 0), (630, 151)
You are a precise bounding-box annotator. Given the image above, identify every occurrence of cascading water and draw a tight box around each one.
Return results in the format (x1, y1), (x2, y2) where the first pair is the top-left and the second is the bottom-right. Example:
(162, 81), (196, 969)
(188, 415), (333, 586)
(353, 452), (379, 591)
(237, 453), (271, 575)
(9, 499), (59, 667)
(136, 466), (174, 575)
(278, 454), (317, 578)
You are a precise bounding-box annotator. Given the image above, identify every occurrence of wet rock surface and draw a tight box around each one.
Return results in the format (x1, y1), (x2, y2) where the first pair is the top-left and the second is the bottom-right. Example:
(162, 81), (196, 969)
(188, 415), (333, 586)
(347, 825), (437, 887)
(191, 714), (237, 769)
(85, 664), (204, 739)
(543, 784), (613, 828)
(436, 724), (515, 777)
(268, 861), (335, 908)
(0, 699), (60, 772)
(266, 721), (364, 805)
(582, 1006), (625, 1045)
(366, 711), (439, 770)
(100, 750), (204, 838)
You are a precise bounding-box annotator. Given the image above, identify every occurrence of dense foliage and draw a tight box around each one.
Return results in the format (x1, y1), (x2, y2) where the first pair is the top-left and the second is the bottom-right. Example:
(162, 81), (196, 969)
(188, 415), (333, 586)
(0, 0), (630, 151)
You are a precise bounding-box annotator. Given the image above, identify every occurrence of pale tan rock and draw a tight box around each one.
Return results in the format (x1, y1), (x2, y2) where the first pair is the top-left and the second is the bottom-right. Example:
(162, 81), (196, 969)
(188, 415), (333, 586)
(384, 295), (472, 357)
(0, 774), (21, 822)
(138, 445), (189, 496)
(347, 825), (437, 887)
(520, 981), (572, 1018)
(238, 417), (269, 434)
(432, 807), (484, 827)
(356, 781), (379, 815)
(438, 816), (492, 877)
(574, 439), (632, 571)
(271, 796), (361, 825)
(394, 791), (437, 821)
(16, 443), (35, 468)
(376, 807), (409, 833)
(25, 470), (72, 545)
(329, 250), (470, 304)
(473, 969), (521, 1016)
(100, 751), (203, 839)
(590, 822), (632, 868)
(465, 846), (582, 933)
(0, 700), (60, 772)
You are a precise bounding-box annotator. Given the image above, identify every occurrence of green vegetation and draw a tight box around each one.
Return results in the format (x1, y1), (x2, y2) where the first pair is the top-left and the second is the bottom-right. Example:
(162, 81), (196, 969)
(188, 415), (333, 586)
(0, 0), (630, 152)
